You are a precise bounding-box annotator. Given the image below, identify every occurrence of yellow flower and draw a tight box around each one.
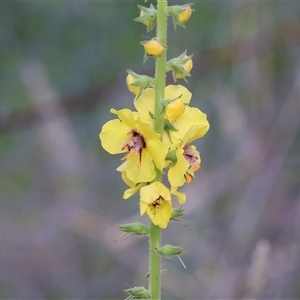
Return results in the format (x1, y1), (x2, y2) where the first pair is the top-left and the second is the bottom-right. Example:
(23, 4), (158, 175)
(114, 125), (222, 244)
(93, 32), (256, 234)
(99, 108), (168, 184)
(172, 106), (209, 143)
(126, 73), (140, 95)
(167, 126), (202, 188)
(143, 38), (165, 57)
(134, 85), (209, 144)
(178, 5), (192, 24)
(164, 97), (186, 122)
(134, 85), (191, 127)
(175, 55), (193, 79)
(140, 182), (173, 229)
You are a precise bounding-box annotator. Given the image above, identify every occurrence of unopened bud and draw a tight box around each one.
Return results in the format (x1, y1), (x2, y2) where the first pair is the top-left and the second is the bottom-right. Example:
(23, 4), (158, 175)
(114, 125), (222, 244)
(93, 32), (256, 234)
(171, 208), (185, 220)
(171, 208), (188, 226)
(178, 5), (193, 24)
(164, 97), (186, 122)
(124, 286), (151, 299)
(156, 244), (184, 257)
(126, 70), (155, 98)
(142, 38), (165, 57)
(126, 74), (140, 95)
(140, 10), (149, 26)
(134, 4), (157, 32)
(175, 56), (193, 79)
(119, 222), (150, 236)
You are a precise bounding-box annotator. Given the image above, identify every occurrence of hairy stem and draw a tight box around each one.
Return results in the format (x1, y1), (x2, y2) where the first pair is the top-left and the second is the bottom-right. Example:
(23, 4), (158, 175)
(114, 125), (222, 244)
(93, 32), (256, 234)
(149, 1), (168, 299)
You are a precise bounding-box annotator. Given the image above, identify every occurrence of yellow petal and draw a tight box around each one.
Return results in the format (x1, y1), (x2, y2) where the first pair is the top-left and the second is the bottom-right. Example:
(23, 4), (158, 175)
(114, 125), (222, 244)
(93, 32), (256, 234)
(140, 182), (171, 204)
(134, 87), (155, 116)
(167, 149), (190, 187)
(145, 139), (168, 170)
(121, 171), (134, 188)
(99, 119), (131, 154)
(165, 85), (191, 105)
(174, 107), (210, 142)
(171, 187), (186, 205)
(140, 200), (149, 216)
(110, 108), (139, 129)
(123, 185), (143, 200)
(121, 149), (156, 183)
(147, 201), (172, 229)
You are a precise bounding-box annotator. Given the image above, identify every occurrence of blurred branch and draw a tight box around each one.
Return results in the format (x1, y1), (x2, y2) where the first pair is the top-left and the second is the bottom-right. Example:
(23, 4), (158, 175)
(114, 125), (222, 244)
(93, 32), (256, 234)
(1, 20), (300, 136)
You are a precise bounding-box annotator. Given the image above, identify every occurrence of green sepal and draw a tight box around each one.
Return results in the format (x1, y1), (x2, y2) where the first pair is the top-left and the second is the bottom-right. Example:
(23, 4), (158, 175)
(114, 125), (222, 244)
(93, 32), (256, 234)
(134, 4), (157, 32)
(148, 111), (155, 119)
(156, 244), (184, 258)
(167, 4), (194, 30)
(142, 52), (150, 64)
(171, 208), (188, 226)
(119, 222), (150, 236)
(166, 50), (193, 82)
(126, 69), (155, 99)
(124, 286), (151, 299)
(164, 119), (178, 133)
(165, 149), (177, 163)
(164, 119), (178, 144)
(171, 208), (185, 219)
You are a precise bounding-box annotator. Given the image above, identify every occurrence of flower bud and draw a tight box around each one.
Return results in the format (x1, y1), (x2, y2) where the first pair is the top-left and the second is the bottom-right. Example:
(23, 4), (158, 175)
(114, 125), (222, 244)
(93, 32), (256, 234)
(119, 222), (150, 236)
(140, 10), (149, 27)
(170, 207), (188, 226)
(124, 286), (151, 299)
(156, 244), (184, 257)
(175, 55), (193, 79)
(134, 4), (157, 32)
(171, 208), (185, 220)
(166, 51), (193, 81)
(142, 38), (165, 57)
(178, 5), (193, 24)
(126, 73), (140, 95)
(167, 4), (194, 29)
(126, 70), (155, 98)
(164, 97), (186, 122)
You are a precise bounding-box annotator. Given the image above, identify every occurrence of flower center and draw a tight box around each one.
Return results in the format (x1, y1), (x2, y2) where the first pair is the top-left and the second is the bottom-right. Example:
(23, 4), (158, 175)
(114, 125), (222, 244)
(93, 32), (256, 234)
(121, 130), (146, 167)
(183, 144), (200, 171)
(151, 196), (164, 214)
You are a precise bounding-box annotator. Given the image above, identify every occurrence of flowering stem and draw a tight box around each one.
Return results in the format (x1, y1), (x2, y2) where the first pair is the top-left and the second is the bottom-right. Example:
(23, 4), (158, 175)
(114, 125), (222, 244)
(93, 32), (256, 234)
(153, 0), (167, 135)
(149, 1), (168, 299)
(149, 222), (162, 300)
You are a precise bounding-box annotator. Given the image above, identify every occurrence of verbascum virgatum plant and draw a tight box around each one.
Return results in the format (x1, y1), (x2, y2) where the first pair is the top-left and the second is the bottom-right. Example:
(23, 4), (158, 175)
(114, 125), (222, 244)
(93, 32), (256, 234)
(99, 2), (209, 299)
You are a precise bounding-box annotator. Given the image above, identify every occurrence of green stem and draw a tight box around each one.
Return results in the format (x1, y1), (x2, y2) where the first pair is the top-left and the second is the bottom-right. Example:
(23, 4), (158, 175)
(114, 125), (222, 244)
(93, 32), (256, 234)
(149, 222), (162, 300)
(149, 1), (168, 300)
(153, 0), (167, 135)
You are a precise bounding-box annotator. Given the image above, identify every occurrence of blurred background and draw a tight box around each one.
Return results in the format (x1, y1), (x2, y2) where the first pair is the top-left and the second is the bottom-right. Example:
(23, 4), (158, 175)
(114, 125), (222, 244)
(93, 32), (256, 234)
(1, 0), (300, 299)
